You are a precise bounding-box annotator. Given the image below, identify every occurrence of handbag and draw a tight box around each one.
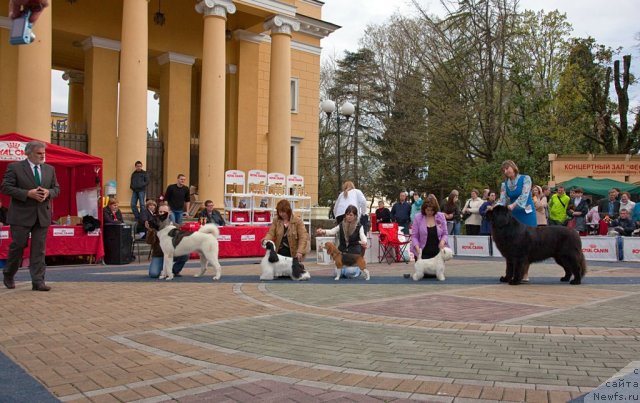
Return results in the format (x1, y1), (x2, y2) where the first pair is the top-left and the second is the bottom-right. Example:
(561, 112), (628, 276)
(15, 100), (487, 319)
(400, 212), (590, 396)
(566, 218), (577, 230)
(461, 200), (472, 221)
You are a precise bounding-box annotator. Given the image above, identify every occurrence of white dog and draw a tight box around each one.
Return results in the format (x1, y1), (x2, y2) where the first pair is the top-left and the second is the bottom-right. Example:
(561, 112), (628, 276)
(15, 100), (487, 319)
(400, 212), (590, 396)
(149, 213), (223, 281)
(411, 247), (453, 281)
(259, 240), (311, 281)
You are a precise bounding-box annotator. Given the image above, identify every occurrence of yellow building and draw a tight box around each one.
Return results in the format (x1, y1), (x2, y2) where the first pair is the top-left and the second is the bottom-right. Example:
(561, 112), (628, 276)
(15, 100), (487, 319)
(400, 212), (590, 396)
(0, 0), (338, 208)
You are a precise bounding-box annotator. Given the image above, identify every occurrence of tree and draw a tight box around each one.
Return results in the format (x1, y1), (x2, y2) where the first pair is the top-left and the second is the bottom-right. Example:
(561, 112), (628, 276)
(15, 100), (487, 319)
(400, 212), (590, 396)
(612, 55), (640, 154)
(376, 69), (430, 199)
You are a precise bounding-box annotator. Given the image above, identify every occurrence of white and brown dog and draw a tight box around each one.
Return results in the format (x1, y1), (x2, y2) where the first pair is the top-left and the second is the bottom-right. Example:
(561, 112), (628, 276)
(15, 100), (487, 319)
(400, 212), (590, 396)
(259, 240), (310, 281)
(149, 213), (223, 281)
(324, 241), (370, 281)
(411, 247), (453, 281)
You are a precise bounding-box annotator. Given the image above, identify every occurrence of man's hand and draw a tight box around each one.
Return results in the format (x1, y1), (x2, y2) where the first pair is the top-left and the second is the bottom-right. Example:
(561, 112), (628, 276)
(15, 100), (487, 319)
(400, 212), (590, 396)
(9, 0), (48, 22)
(27, 187), (47, 202)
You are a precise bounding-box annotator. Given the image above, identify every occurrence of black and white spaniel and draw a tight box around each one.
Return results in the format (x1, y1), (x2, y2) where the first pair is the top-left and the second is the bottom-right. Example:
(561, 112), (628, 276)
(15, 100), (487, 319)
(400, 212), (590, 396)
(259, 240), (311, 281)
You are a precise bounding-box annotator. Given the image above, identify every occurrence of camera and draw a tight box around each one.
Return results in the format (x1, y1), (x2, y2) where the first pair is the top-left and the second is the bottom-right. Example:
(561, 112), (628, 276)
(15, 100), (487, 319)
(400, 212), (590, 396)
(10, 9), (35, 45)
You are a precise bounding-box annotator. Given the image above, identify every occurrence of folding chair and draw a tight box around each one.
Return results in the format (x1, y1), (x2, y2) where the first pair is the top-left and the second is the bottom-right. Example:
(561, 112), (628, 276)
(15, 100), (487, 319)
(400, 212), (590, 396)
(378, 223), (410, 264)
(131, 222), (150, 263)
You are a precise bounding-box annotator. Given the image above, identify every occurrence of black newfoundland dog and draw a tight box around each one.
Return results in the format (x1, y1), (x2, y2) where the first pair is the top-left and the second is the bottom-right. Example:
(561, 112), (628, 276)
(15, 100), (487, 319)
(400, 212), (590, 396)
(487, 205), (587, 285)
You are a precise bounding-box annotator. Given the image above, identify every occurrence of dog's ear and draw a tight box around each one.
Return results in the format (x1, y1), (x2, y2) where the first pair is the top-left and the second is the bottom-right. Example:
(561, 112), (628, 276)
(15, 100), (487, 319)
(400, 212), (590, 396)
(268, 250), (279, 263)
(292, 258), (305, 278)
(158, 211), (169, 221)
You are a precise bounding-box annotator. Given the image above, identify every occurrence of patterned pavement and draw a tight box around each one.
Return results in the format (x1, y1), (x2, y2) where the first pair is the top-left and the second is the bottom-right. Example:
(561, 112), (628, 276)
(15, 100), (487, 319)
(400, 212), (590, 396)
(1, 255), (640, 402)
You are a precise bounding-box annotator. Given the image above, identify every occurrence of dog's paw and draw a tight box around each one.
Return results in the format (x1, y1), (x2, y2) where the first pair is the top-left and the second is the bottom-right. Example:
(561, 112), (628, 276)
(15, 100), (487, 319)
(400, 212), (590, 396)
(363, 270), (370, 281)
(436, 274), (445, 281)
(569, 278), (581, 285)
(333, 276), (340, 281)
(499, 276), (509, 283)
(194, 273), (202, 278)
(560, 275), (571, 282)
(212, 276), (221, 281)
(166, 276), (174, 281)
(508, 279), (521, 285)
(158, 275), (166, 280)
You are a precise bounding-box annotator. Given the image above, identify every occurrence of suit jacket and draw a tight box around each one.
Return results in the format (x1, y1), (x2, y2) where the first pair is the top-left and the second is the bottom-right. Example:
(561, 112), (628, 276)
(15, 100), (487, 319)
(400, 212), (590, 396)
(597, 198), (620, 219)
(1, 159), (60, 227)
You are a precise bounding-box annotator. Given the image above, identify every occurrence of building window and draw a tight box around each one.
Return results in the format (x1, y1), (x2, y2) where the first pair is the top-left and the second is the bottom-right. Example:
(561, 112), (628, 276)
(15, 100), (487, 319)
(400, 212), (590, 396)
(291, 136), (302, 175)
(290, 78), (299, 113)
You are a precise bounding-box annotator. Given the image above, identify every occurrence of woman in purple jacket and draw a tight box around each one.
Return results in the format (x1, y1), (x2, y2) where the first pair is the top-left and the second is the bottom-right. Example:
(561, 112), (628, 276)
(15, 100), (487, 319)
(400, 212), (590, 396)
(411, 195), (449, 261)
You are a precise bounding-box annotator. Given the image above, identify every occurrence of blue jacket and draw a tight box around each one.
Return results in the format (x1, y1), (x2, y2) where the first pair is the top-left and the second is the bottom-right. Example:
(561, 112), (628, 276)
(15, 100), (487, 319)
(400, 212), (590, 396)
(391, 201), (411, 224)
(479, 201), (494, 235)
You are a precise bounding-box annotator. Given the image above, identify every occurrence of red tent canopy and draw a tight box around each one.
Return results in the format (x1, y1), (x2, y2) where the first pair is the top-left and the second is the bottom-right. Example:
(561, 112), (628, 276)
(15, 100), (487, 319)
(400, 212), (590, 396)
(0, 133), (103, 221)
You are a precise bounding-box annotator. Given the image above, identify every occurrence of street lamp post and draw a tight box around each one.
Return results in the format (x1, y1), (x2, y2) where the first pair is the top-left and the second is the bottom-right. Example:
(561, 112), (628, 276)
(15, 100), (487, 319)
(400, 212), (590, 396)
(320, 99), (355, 193)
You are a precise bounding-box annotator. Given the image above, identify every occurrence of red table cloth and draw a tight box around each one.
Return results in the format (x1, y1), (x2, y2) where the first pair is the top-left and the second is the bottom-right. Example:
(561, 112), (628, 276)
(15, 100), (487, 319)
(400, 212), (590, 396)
(180, 223), (269, 258)
(0, 225), (104, 261)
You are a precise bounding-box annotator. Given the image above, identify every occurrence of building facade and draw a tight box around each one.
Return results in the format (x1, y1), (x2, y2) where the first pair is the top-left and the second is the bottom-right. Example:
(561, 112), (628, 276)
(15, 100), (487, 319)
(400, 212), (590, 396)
(0, 0), (337, 208)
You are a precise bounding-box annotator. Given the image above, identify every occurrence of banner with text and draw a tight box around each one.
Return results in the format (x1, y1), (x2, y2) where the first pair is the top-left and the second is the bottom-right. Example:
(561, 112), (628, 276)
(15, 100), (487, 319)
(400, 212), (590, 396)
(581, 236), (618, 261)
(622, 237), (640, 262)
(454, 236), (491, 257)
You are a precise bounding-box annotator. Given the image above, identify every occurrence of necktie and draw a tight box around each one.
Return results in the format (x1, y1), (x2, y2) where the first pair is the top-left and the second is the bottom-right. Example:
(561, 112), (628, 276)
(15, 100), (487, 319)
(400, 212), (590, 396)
(113, 212), (117, 221)
(34, 165), (41, 186)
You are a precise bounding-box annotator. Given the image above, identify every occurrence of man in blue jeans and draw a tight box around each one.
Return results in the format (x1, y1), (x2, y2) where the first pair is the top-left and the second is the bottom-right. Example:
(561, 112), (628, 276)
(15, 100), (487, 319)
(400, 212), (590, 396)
(164, 174), (190, 224)
(146, 203), (189, 278)
(129, 161), (149, 220)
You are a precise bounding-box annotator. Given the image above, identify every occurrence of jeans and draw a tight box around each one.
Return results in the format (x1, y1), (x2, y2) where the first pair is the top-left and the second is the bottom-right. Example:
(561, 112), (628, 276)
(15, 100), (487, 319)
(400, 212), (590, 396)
(130, 191), (145, 219)
(148, 255), (189, 278)
(172, 210), (184, 224)
(340, 266), (362, 279)
(449, 221), (461, 235)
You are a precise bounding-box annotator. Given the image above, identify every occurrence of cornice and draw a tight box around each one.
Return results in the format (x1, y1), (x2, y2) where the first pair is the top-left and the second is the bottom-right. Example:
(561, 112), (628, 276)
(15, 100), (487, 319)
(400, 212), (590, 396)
(195, 0), (236, 18)
(233, 29), (270, 44)
(296, 14), (340, 39)
(236, 0), (296, 17)
(157, 52), (196, 66)
(291, 40), (321, 56)
(81, 36), (121, 52)
(300, 0), (324, 7)
(264, 15), (300, 35)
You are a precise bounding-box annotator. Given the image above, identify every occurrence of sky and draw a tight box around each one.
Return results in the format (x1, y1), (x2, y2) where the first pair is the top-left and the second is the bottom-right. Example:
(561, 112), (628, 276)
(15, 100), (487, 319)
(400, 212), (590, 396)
(51, 0), (640, 131)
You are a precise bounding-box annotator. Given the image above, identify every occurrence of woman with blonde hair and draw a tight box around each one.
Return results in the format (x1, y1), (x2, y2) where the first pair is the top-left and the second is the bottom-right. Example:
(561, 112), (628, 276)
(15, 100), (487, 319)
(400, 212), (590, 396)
(263, 199), (309, 261)
(332, 180), (368, 232)
(497, 160), (537, 226)
(532, 185), (548, 226)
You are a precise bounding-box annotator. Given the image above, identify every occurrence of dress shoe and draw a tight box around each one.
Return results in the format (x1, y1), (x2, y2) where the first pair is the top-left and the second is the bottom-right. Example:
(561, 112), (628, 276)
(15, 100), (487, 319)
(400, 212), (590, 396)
(31, 282), (51, 292)
(3, 274), (15, 289)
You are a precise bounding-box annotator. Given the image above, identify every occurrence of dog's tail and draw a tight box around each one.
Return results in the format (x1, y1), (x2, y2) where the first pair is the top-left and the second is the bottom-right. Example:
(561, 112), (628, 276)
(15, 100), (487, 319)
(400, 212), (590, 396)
(198, 223), (220, 238)
(579, 251), (587, 278)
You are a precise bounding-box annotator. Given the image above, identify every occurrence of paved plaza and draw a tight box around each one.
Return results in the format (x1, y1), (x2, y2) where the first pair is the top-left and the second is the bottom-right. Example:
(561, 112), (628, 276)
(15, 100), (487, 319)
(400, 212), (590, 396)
(1, 254), (640, 402)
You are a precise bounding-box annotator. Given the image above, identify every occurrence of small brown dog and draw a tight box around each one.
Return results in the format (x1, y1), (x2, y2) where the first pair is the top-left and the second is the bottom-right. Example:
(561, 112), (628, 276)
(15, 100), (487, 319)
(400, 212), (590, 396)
(324, 241), (370, 280)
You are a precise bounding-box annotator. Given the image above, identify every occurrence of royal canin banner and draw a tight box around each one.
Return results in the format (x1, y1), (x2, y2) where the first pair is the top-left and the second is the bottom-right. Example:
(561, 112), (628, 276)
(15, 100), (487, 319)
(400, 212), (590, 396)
(454, 236), (491, 257)
(622, 237), (640, 262)
(580, 236), (618, 261)
(0, 141), (27, 160)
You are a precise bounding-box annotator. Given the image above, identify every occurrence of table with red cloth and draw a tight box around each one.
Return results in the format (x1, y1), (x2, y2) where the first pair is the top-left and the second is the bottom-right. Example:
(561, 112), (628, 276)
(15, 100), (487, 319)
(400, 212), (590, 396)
(0, 225), (104, 261)
(180, 222), (269, 258)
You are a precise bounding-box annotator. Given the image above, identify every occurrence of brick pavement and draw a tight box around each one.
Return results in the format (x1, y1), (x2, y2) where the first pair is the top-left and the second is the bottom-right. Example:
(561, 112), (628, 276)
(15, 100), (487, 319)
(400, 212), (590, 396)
(0, 257), (639, 402)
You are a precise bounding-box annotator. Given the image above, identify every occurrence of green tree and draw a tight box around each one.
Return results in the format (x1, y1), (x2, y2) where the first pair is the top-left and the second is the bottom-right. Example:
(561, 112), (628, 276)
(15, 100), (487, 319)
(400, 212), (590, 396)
(376, 69), (429, 200)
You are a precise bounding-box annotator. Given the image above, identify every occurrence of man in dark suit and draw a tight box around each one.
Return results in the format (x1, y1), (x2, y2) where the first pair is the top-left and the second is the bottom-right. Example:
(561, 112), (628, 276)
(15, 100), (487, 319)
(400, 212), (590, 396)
(2, 140), (60, 291)
(597, 189), (620, 220)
